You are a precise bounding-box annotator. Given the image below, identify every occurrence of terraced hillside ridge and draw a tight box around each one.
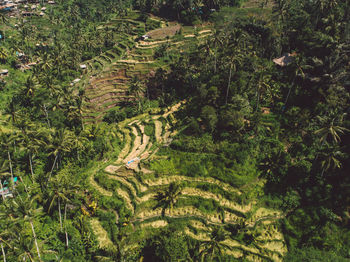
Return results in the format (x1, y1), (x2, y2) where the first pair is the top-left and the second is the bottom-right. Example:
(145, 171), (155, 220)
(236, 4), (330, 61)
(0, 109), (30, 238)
(80, 13), (212, 123)
(88, 102), (288, 261)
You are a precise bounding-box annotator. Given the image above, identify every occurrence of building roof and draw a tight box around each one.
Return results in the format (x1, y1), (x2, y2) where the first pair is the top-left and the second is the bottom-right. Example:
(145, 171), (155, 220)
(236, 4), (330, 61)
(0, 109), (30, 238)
(273, 52), (297, 67)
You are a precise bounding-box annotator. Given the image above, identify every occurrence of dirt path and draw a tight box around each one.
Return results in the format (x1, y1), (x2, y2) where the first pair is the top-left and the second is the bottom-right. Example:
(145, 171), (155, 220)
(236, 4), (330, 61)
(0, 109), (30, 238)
(137, 40), (168, 46)
(198, 29), (211, 34)
(117, 59), (155, 64)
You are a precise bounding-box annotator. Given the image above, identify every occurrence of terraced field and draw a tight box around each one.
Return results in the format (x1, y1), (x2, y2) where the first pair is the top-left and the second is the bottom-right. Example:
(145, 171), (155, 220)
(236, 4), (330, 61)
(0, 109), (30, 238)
(79, 13), (212, 123)
(88, 102), (287, 261)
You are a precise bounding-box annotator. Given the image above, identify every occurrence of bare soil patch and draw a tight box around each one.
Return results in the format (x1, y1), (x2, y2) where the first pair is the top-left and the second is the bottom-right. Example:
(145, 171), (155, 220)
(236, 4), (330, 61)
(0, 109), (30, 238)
(147, 24), (181, 39)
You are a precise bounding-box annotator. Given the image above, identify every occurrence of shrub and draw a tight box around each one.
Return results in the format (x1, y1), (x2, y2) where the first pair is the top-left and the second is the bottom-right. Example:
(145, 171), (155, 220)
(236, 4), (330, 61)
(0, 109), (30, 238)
(144, 123), (154, 137)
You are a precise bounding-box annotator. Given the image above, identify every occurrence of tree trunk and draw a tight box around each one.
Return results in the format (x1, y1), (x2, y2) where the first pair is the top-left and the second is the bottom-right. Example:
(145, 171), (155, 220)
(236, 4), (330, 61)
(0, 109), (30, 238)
(43, 104), (50, 128)
(48, 153), (59, 181)
(29, 153), (34, 181)
(225, 64), (233, 105)
(7, 151), (14, 188)
(30, 220), (41, 260)
(1, 242), (6, 262)
(0, 181), (5, 202)
(256, 89), (260, 112)
(64, 203), (69, 248)
(283, 85), (292, 109)
(58, 198), (62, 230)
(214, 49), (217, 73)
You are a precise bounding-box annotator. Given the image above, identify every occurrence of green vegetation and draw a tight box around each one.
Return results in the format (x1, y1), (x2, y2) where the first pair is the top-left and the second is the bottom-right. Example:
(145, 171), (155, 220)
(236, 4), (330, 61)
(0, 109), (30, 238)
(0, 0), (349, 261)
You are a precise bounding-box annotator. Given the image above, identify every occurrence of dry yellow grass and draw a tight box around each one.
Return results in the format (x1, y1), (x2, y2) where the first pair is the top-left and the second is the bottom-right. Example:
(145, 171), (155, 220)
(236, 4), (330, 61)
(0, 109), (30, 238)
(90, 219), (115, 250)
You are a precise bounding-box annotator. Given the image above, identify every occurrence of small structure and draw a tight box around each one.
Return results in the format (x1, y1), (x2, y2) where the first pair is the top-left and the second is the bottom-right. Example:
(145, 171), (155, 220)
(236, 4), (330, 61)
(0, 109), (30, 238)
(41, 6), (46, 11)
(71, 78), (81, 85)
(39, 11), (44, 16)
(141, 34), (149, 40)
(79, 64), (87, 70)
(48, 0), (55, 4)
(126, 157), (140, 167)
(0, 177), (18, 199)
(31, 4), (36, 10)
(0, 3), (16, 11)
(0, 69), (9, 76)
(273, 52), (297, 67)
(16, 62), (37, 71)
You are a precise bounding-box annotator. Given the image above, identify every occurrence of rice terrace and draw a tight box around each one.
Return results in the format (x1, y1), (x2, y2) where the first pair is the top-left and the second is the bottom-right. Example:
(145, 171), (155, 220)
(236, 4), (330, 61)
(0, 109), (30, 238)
(0, 0), (349, 261)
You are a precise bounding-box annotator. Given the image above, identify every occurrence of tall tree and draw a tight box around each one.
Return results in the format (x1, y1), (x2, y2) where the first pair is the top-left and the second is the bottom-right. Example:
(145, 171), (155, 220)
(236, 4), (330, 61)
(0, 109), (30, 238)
(154, 182), (182, 216)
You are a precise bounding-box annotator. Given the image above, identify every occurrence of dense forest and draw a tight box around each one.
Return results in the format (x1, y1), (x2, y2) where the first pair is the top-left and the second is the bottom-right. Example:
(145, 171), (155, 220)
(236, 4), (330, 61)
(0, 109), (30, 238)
(0, 0), (349, 261)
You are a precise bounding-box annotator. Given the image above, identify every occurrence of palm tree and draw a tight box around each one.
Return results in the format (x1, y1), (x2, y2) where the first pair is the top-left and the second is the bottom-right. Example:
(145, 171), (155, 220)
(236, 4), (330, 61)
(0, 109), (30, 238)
(47, 128), (75, 181)
(224, 29), (246, 105)
(315, 116), (349, 145)
(154, 182), (182, 217)
(254, 64), (273, 111)
(0, 239), (6, 262)
(17, 123), (49, 181)
(0, 220), (15, 262)
(0, 11), (8, 24)
(128, 77), (145, 113)
(199, 226), (231, 261)
(0, 131), (15, 187)
(319, 145), (344, 177)
(47, 171), (80, 247)
(0, 47), (7, 63)
(7, 196), (42, 260)
(283, 55), (305, 108)
(210, 29), (223, 73)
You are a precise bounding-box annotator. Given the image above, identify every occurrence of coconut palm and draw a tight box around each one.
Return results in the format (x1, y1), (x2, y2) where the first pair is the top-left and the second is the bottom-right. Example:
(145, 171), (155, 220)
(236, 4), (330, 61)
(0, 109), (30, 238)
(0, 220), (16, 262)
(315, 116), (349, 144)
(319, 145), (345, 177)
(128, 77), (145, 113)
(199, 226), (231, 261)
(154, 182), (182, 217)
(47, 128), (75, 181)
(0, 11), (8, 24)
(7, 196), (42, 260)
(0, 131), (16, 187)
(254, 64), (274, 111)
(47, 171), (80, 247)
(0, 47), (7, 63)
(17, 123), (49, 181)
